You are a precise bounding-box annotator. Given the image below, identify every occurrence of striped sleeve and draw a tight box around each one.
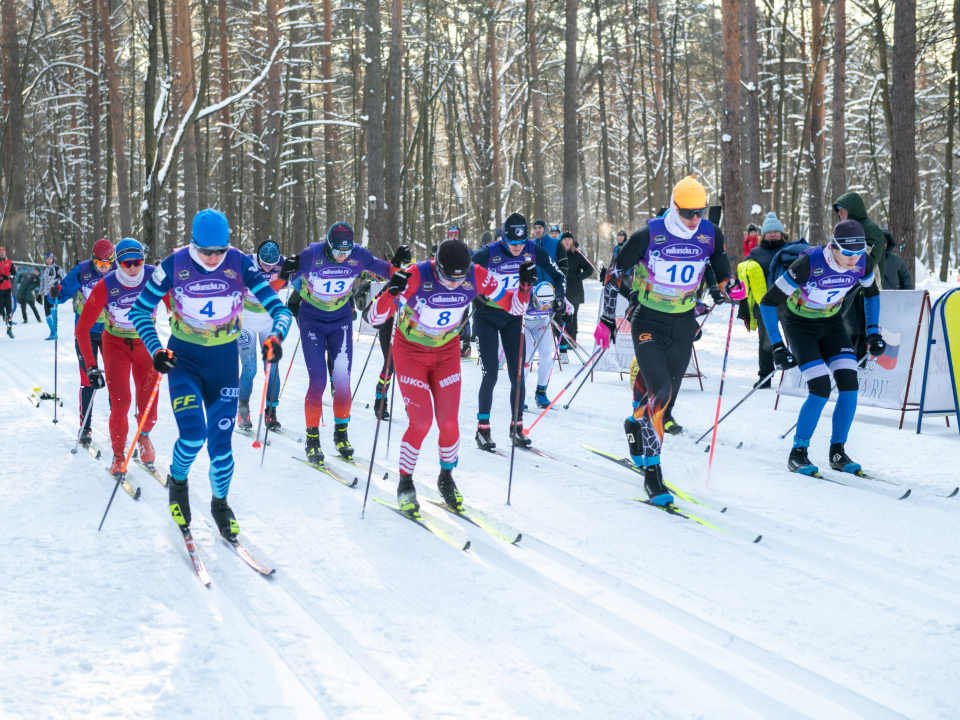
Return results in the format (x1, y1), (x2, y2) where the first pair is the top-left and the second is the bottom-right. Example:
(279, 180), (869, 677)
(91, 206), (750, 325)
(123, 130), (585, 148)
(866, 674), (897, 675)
(241, 255), (292, 340)
(130, 256), (175, 356)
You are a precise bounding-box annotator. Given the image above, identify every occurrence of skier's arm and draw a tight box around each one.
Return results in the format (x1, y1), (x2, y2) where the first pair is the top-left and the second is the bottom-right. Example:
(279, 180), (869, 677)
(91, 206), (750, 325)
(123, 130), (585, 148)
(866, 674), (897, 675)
(240, 254), (292, 340)
(51, 264), (82, 303)
(471, 246), (491, 269)
(130, 256), (176, 355)
(476, 265), (529, 315)
(358, 247), (397, 280)
(757, 254), (812, 344)
(534, 244), (565, 301)
(368, 265), (423, 326)
(708, 225), (733, 284)
(75, 280), (108, 368)
(860, 255), (881, 336)
(601, 227), (649, 318)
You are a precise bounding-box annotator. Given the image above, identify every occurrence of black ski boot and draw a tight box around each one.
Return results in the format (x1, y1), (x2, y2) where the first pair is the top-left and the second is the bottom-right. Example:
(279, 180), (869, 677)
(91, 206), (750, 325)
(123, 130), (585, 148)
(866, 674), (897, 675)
(237, 399), (253, 431)
(754, 376), (772, 390)
(643, 464), (674, 507)
(372, 395), (390, 421)
(475, 422), (496, 451)
(264, 406), (281, 431)
(663, 414), (684, 436)
(437, 468), (463, 511)
(829, 442), (862, 474)
(460, 341), (472, 358)
(510, 421), (532, 448)
(305, 426), (324, 464)
(397, 474), (419, 516)
(334, 424), (354, 459)
(168, 476), (191, 528)
(211, 496), (239, 540)
(79, 425), (93, 447)
(788, 445), (819, 475)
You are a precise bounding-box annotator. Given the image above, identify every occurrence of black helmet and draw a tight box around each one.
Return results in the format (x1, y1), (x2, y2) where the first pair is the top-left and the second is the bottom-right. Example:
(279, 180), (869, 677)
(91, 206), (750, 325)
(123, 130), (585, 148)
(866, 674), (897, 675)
(326, 222), (354, 252)
(435, 239), (472, 280)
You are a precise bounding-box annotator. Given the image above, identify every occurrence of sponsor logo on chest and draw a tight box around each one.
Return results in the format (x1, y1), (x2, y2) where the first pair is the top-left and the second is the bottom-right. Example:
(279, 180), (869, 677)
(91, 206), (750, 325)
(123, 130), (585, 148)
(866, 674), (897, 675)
(185, 279), (230, 295)
(432, 293), (468, 306)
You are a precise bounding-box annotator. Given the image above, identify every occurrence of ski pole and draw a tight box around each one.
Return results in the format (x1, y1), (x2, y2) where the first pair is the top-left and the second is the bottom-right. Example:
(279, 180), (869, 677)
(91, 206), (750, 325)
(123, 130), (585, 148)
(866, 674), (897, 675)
(524, 346), (604, 434)
(252, 361), (271, 450)
(351, 326), (380, 398)
(278, 336), (301, 399)
(385, 315), (397, 452)
(71, 387), (99, 454)
(695, 368), (778, 444)
(52, 303), (59, 425)
(506, 310), (529, 506)
(362, 298), (399, 519)
(562, 346), (607, 410)
(706, 302), (737, 486)
(98, 375), (163, 532)
(550, 318), (588, 364)
(550, 321), (565, 375)
(777, 354), (869, 440)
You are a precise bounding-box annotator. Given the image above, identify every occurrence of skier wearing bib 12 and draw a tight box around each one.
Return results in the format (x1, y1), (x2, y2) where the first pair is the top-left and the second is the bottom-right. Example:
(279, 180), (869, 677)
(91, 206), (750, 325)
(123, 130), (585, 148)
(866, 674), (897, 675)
(237, 240), (286, 431)
(367, 239), (535, 515)
(758, 219), (885, 475)
(129, 209), (291, 540)
(278, 221), (410, 463)
(595, 176), (739, 506)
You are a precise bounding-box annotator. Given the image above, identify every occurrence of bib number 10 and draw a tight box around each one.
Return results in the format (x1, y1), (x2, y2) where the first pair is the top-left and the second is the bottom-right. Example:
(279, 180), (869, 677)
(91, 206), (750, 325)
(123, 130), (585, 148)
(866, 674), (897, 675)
(660, 261), (700, 286)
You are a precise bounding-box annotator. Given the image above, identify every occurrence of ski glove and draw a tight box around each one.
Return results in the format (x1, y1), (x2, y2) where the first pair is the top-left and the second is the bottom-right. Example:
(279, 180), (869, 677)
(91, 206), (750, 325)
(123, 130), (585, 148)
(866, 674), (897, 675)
(708, 284), (724, 305)
(49, 284), (61, 299)
(262, 335), (282, 363)
(152, 348), (178, 374)
(552, 297), (565, 315)
(278, 255), (300, 281)
(518, 261), (537, 289)
(387, 270), (410, 296)
(723, 278), (747, 301)
(772, 341), (797, 370)
(594, 315), (617, 349)
(390, 244), (412, 267)
(867, 333), (886, 357)
(86, 366), (105, 390)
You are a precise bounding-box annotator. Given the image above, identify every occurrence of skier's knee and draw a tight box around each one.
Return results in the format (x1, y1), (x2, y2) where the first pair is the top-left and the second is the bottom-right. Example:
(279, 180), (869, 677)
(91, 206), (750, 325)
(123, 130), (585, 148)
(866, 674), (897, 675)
(807, 375), (832, 399)
(834, 368), (858, 393)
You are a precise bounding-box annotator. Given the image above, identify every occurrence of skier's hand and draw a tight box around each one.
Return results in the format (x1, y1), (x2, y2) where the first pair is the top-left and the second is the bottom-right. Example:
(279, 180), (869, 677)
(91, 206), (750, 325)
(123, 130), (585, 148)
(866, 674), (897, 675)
(867, 333), (886, 357)
(772, 341), (797, 370)
(50, 284), (61, 299)
(278, 255), (300, 281)
(390, 244), (412, 267)
(152, 348), (178, 374)
(709, 284), (724, 305)
(518, 261), (537, 289)
(595, 315), (616, 349)
(625, 290), (639, 322)
(86, 366), (106, 390)
(551, 297), (565, 314)
(262, 335), (282, 363)
(387, 270), (410, 296)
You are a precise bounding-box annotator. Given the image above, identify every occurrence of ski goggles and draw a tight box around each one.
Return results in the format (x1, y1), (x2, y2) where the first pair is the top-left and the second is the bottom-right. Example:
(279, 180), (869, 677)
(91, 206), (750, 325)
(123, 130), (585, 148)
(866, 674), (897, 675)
(195, 245), (229, 257)
(330, 247), (351, 258)
(92, 257), (114, 270)
(676, 207), (707, 220)
(120, 258), (144, 268)
(830, 238), (867, 257)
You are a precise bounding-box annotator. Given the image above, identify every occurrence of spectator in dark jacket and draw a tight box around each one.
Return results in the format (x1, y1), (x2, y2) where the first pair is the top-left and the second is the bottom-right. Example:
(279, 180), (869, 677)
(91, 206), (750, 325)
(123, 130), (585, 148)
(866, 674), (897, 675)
(17, 267), (41, 323)
(555, 230), (594, 363)
(881, 230), (914, 290)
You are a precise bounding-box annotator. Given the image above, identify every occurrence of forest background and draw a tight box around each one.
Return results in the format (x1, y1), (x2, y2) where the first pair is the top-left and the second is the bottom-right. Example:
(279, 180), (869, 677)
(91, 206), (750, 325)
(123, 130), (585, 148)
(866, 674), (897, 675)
(0, 0), (954, 280)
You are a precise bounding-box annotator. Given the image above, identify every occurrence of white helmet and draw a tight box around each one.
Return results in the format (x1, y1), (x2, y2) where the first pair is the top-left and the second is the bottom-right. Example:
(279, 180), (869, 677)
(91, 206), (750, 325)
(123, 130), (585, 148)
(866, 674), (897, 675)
(531, 282), (555, 312)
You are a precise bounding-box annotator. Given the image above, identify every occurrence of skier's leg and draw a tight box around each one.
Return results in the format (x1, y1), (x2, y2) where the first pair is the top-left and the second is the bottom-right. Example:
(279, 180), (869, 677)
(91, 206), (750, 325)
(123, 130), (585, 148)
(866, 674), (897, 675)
(237, 327), (257, 404)
(102, 334), (133, 457)
(202, 342), (240, 500)
(131, 339), (160, 436)
(535, 319), (554, 388)
(299, 315), (329, 428)
(375, 316), (394, 401)
(327, 320), (353, 425)
(499, 313), (525, 424)
(474, 310), (500, 428)
(394, 337), (436, 475)
(430, 341), (462, 470)
(167, 352), (209, 483)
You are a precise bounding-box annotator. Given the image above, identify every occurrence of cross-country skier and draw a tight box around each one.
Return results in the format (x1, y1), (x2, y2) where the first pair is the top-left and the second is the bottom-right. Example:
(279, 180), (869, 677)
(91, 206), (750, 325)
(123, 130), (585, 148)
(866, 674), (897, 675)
(76, 239), (164, 474)
(595, 176), (738, 506)
(757, 219), (884, 475)
(129, 209), (292, 540)
(0, 247), (18, 338)
(237, 240), (286, 431)
(39, 253), (66, 340)
(49, 239), (117, 444)
(523, 282), (566, 408)
(278, 221), (410, 463)
(367, 238), (535, 514)
(471, 212), (566, 450)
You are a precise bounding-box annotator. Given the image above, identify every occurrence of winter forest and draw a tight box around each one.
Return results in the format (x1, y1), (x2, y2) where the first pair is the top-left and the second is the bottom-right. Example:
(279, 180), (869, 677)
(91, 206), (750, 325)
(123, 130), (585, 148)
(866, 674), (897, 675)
(0, 0), (956, 279)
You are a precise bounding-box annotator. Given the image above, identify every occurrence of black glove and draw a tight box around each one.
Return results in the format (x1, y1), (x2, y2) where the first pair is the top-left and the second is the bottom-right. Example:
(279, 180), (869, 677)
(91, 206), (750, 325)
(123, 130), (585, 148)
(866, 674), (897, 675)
(86, 366), (105, 390)
(153, 348), (178, 374)
(709, 284), (724, 305)
(278, 255), (300, 281)
(262, 335), (283, 363)
(0, 274), (7, 282)
(518, 261), (537, 288)
(50, 284), (61, 299)
(287, 290), (302, 320)
(867, 333), (886, 357)
(772, 341), (797, 370)
(694, 327), (703, 342)
(387, 270), (410, 296)
(552, 297), (565, 314)
(390, 244), (412, 267)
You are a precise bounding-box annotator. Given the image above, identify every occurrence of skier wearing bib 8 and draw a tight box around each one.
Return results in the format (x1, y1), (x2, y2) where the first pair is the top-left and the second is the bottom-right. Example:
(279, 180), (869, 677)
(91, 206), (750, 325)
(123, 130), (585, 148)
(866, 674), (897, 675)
(129, 209), (292, 540)
(757, 219), (885, 476)
(595, 176), (737, 506)
(277, 221), (411, 463)
(367, 239), (534, 515)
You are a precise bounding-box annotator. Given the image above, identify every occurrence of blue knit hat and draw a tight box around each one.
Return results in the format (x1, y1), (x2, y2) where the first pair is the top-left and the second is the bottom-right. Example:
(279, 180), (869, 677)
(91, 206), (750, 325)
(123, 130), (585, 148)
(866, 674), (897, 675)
(115, 238), (144, 263)
(760, 212), (784, 236)
(192, 209), (230, 248)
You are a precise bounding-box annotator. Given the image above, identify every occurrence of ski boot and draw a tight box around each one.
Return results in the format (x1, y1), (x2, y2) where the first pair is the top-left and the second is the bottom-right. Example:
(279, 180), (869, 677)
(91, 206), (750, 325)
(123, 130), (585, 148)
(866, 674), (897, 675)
(510, 421), (531, 448)
(754, 376), (772, 390)
(211, 496), (239, 541)
(788, 443), (819, 475)
(559, 349), (570, 365)
(6, 326), (13, 339)
(460, 341), (472, 358)
(44, 315), (57, 341)
(535, 385), (551, 409)
(475, 422), (496, 451)
(109, 454), (125, 476)
(264, 406), (281, 431)
(137, 433), (156, 464)
(79, 425), (93, 447)
(305, 426), (324, 464)
(333, 424), (354, 459)
(372, 395), (390, 421)
(237, 399), (253, 431)
(437, 468), (463, 511)
(643, 463), (674, 507)
(663, 413), (684, 436)
(168, 476), (191, 528)
(829, 443), (862, 474)
(396, 473), (420, 516)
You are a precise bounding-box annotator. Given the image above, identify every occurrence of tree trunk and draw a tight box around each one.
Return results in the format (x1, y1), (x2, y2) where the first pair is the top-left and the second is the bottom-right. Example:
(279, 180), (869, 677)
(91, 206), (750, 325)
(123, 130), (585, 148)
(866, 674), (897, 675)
(286, 2), (308, 250)
(720, 0), (743, 263)
(364, 0), (387, 255)
(98, 0), (132, 237)
(172, 0), (198, 228)
(384, 0), (403, 249)
(216, 0), (234, 227)
(528, 0), (545, 223)
(871, 0), (894, 142)
(806, 0), (826, 246)
(80, 0), (103, 241)
(831, 0), (847, 205)
(422, 0), (434, 248)
(0, 0), (26, 256)
(742, 0), (761, 221)
(889, 0), (916, 273)
(941, 0), (959, 282)
(594, 0), (614, 226)
(562, 0), (579, 233)
(773, 0), (789, 215)
(264, 0), (283, 242)
(488, 0), (503, 230)
(251, 0), (265, 241)
(649, 0), (665, 207)
(321, 0), (339, 223)
(141, 0), (160, 255)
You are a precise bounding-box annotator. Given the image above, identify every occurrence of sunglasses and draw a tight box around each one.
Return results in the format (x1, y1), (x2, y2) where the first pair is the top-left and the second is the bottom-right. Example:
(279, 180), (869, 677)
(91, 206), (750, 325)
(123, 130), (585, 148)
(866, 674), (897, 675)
(677, 207), (706, 220)
(93, 257), (114, 267)
(331, 247), (350, 257)
(120, 258), (144, 268)
(831, 239), (867, 257)
(196, 246), (229, 257)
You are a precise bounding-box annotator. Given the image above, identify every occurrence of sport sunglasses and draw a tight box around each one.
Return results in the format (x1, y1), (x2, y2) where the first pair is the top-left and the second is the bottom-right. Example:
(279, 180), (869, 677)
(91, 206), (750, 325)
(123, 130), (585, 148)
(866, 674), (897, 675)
(196, 246), (229, 257)
(831, 239), (867, 257)
(120, 258), (144, 268)
(677, 207), (707, 220)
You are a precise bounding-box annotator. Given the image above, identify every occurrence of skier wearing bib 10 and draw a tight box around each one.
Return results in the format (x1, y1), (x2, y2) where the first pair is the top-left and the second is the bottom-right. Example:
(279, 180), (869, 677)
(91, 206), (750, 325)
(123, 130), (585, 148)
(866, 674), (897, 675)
(129, 209), (292, 540)
(367, 239), (535, 515)
(595, 176), (742, 507)
(757, 219), (885, 476)
(278, 221), (411, 464)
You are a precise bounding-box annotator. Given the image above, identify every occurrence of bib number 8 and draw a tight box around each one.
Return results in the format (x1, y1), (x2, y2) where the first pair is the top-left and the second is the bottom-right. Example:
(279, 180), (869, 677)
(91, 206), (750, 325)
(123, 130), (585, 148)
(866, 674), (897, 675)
(437, 310), (451, 326)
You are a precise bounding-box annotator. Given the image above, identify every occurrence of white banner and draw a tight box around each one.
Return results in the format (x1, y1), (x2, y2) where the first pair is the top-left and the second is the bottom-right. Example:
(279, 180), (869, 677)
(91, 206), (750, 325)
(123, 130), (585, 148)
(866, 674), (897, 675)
(920, 291), (959, 414)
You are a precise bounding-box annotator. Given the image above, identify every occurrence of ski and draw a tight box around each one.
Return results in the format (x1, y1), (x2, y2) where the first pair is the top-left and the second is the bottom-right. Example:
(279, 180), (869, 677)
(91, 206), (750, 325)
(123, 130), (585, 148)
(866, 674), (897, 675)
(426, 498), (522, 544)
(235, 427), (270, 444)
(475, 445), (510, 459)
(29, 387), (63, 407)
(634, 498), (762, 543)
(294, 456), (358, 487)
(133, 459), (168, 487)
(199, 516), (275, 576)
(86, 440), (139, 499)
(179, 528), (212, 586)
(374, 497), (471, 550)
(809, 467), (912, 500)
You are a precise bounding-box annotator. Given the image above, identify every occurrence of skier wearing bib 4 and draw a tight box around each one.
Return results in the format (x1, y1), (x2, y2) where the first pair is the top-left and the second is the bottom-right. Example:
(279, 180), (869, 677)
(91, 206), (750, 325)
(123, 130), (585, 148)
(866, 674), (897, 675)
(237, 241), (286, 432)
(596, 176), (737, 506)
(278, 221), (410, 463)
(76, 239), (165, 474)
(758, 219), (885, 476)
(524, 282), (569, 408)
(471, 212), (566, 450)
(129, 209), (292, 540)
(367, 239), (534, 515)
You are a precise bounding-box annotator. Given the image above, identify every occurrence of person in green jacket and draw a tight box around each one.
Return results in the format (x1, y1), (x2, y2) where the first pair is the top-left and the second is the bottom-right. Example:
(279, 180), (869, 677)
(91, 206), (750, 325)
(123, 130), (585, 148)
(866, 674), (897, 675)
(833, 191), (885, 280)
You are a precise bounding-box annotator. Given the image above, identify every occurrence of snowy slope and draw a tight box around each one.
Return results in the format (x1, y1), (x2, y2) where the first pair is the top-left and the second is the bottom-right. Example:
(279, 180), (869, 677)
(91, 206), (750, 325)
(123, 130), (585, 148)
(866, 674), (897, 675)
(2, 280), (959, 720)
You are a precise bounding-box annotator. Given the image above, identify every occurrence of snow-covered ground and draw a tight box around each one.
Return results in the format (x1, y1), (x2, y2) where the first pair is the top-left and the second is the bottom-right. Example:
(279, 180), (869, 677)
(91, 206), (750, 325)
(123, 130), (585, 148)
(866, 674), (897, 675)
(2, 278), (960, 720)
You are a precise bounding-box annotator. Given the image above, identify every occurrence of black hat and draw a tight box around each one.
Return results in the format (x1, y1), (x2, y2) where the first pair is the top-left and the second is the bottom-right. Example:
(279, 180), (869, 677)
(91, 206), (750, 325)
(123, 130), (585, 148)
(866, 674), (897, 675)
(882, 229), (895, 249)
(616, 229), (627, 238)
(533, 219), (547, 230)
(832, 219), (867, 252)
(502, 213), (528, 245)
(561, 230), (574, 241)
(436, 239), (472, 279)
(480, 231), (493, 244)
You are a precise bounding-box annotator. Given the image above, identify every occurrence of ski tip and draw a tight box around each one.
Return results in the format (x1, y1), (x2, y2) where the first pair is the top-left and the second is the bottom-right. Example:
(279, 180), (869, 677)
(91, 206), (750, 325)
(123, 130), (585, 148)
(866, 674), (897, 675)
(736, 442), (743, 449)
(720, 506), (729, 513)
(947, 487), (960, 498)
(382, 471), (389, 480)
(514, 533), (523, 543)
(134, 487), (142, 500)
(898, 489), (912, 500)
(703, 445), (710, 453)
(463, 540), (471, 551)
(753, 534), (762, 543)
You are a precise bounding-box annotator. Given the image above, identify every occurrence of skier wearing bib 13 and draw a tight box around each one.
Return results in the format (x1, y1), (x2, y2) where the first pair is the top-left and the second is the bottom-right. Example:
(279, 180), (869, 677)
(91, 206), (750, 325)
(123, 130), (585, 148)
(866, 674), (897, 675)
(757, 219), (885, 476)
(595, 176), (741, 506)
(129, 209), (292, 540)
